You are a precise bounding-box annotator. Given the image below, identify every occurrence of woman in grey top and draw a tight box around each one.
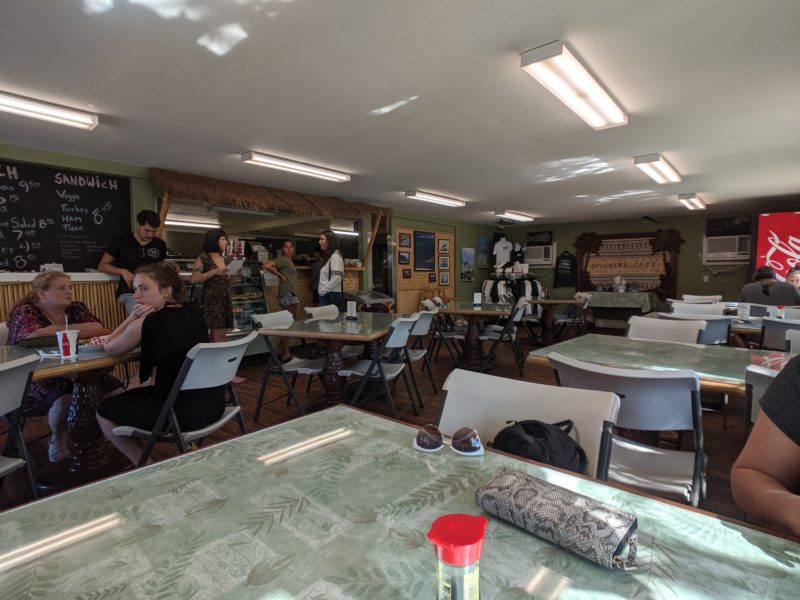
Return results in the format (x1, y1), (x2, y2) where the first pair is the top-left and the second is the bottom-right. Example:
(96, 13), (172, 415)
(739, 266), (800, 306)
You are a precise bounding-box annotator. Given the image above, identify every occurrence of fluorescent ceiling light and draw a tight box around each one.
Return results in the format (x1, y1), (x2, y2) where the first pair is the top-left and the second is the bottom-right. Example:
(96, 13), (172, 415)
(0, 90), (99, 130)
(332, 229), (359, 237)
(521, 41), (627, 130)
(164, 219), (221, 229)
(241, 151), (350, 182)
(404, 190), (466, 207)
(210, 205), (277, 217)
(634, 153), (682, 184)
(292, 232), (322, 238)
(495, 210), (535, 223)
(679, 193), (706, 210)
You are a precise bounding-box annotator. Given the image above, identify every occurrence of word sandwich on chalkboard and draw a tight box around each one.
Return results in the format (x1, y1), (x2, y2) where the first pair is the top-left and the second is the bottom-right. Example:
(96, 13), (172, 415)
(0, 161), (131, 272)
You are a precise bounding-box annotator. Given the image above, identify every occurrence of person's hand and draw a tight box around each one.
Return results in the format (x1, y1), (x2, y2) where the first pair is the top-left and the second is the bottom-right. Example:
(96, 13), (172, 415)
(87, 336), (107, 347)
(121, 269), (135, 287)
(132, 303), (155, 319)
(212, 267), (229, 277)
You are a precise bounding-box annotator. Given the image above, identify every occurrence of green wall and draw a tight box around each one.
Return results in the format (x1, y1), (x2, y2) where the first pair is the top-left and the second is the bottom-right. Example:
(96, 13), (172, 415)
(0, 142), (158, 227)
(497, 215), (750, 301)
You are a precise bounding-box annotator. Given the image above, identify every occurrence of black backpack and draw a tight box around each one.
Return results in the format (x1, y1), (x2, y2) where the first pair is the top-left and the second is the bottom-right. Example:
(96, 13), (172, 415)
(490, 420), (588, 475)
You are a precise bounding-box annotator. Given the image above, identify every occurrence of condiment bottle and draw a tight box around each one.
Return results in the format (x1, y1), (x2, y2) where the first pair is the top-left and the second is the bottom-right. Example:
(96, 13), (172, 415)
(777, 305), (786, 319)
(427, 513), (488, 600)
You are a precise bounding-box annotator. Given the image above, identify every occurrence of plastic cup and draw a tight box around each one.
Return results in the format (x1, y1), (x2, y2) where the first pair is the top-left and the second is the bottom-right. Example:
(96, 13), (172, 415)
(473, 292), (482, 305)
(56, 329), (80, 359)
(737, 303), (750, 320)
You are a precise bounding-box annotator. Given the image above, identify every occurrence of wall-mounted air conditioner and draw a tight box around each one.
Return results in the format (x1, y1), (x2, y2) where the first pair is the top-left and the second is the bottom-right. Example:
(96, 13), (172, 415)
(702, 235), (751, 264)
(524, 243), (555, 266)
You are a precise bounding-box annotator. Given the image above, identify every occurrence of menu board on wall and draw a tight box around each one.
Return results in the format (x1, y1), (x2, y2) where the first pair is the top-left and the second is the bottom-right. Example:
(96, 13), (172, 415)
(0, 160), (131, 272)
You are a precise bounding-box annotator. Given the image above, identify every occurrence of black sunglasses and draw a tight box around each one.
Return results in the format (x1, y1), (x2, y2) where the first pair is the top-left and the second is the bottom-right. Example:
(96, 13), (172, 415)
(413, 424), (484, 456)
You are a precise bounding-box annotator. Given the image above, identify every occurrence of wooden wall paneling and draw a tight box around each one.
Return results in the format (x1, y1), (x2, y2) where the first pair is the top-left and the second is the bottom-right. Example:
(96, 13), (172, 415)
(395, 227), (453, 313)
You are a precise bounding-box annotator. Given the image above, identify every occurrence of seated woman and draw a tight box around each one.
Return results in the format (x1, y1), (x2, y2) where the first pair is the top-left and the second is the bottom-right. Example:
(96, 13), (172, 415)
(88, 302), (155, 356)
(731, 354), (800, 536)
(787, 266), (800, 289)
(6, 271), (104, 462)
(96, 262), (225, 466)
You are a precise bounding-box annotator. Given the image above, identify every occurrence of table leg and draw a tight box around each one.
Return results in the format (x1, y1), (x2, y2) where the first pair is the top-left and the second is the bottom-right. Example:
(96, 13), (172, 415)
(461, 315), (485, 370)
(320, 340), (347, 403)
(36, 371), (128, 494)
(540, 305), (556, 345)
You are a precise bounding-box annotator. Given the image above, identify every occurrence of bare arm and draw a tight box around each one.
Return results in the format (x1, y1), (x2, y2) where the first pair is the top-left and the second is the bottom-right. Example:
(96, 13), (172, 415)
(104, 316), (146, 356)
(25, 321), (104, 338)
(190, 257), (227, 284)
(97, 252), (134, 288)
(263, 261), (286, 281)
(731, 411), (800, 536)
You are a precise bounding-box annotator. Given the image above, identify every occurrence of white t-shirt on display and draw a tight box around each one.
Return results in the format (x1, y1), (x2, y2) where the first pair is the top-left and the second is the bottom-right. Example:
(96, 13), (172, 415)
(493, 238), (513, 265)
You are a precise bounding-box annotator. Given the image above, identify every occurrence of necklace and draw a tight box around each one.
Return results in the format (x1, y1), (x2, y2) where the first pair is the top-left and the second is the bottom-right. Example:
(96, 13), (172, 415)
(39, 304), (66, 326)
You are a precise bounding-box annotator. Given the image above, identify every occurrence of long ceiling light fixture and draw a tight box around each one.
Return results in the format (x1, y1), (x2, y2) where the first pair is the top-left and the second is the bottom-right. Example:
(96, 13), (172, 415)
(520, 41), (627, 130)
(331, 229), (359, 237)
(164, 219), (221, 229)
(210, 205), (277, 217)
(404, 190), (466, 207)
(0, 90), (99, 130)
(241, 151), (350, 182)
(495, 210), (535, 222)
(678, 193), (706, 210)
(633, 153), (682, 184)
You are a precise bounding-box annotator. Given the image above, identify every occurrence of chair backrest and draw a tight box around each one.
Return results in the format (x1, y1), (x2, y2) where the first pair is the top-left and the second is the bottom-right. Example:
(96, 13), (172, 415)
(0, 354), (39, 417)
(420, 299), (436, 311)
(548, 353), (701, 432)
(510, 298), (528, 323)
(0, 321), (8, 346)
(439, 369), (620, 479)
(786, 329), (800, 353)
(785, 307), (800, 321)
(761, 317), (800, 350)
(384, 314), (419, 349)
(658, 314), (732, 345)
(627, 315), (705, 344)
(410, 310), (437, 336)
(431, 296), (445, 307)
(744, 364), (779, 427)
(671, 301), (725, 315)
(181, 331), (259, 391)
(748, 303), (776, 318)
(305, 305), (339, 319)
(682, 294), (722, 303)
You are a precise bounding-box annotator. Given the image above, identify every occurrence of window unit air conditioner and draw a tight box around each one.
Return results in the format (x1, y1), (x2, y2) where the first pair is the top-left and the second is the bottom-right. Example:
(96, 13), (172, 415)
(524, 243), (555, 266)
(702, 235), (751, 263)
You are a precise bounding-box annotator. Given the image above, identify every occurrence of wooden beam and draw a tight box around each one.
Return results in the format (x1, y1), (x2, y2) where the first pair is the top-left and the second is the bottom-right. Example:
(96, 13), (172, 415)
(361, 212), (383, 267)
(156, 192), (170, 237)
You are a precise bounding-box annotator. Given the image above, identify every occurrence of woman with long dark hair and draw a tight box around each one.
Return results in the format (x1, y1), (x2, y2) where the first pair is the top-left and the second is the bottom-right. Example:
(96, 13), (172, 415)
(317, 229), (343, 308)
(191, 228), (232, 343)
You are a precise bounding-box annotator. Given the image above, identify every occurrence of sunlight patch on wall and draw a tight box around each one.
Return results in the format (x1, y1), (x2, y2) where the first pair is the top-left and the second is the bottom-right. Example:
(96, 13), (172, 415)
(581, 189), (658, 205)
(128, 0), (206, 20)
(370, 95), (420, 116)
(529, 156), (614, 183)
(197, 23), (249, 56)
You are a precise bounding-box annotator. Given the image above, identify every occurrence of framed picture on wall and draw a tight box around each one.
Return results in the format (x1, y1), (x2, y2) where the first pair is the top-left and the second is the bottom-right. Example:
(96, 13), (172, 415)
(428, 273), (437, 283)
(414, 231), (436, 271)
(402, 269), (411, 278)
(438, 239), (450, 254)
(398, 251), (410, 265)
(439, 271), (450, 286)
(461, 247), (475, 282)
(438, 256), (450, 270)
(398, 233), (411, 248)
(477, 235), (491, 269)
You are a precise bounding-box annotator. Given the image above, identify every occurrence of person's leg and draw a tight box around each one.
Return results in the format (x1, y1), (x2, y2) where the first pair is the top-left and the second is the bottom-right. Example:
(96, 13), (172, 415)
(47, 394), (72, 462)
(118, 293), (136, 316)
(279, 301), (298, 360)
(96, 413), (151, 466)
(210, 328), (227, 343)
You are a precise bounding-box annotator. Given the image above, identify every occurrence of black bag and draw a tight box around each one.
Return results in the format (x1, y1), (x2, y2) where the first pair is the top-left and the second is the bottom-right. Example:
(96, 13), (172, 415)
(490, 420), (588, 475)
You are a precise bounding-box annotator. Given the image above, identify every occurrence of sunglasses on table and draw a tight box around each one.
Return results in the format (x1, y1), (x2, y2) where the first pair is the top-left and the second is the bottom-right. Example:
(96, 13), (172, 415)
(413, 424), (484, 456)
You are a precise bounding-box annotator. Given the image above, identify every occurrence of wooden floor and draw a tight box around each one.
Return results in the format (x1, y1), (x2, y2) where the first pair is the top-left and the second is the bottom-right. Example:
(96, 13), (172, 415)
(1, 330), (748, 522)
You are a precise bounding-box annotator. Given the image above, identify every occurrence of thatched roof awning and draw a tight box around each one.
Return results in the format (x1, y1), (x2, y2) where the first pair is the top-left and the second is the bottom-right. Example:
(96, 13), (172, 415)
(148, 167), (391, 219)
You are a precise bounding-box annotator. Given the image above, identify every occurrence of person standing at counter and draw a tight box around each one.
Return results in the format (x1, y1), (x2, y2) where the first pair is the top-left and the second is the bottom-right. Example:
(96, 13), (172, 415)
(98, 210), (167, 315)
(264, 239), (299, 361)
(190, 228), (232, 343)
(309, 243), (323, 305)
(317, 229), (343, 308)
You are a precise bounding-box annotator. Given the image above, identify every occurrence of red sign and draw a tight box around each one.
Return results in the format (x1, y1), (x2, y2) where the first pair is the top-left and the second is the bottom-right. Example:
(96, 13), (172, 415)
(756, 212), (800, 280)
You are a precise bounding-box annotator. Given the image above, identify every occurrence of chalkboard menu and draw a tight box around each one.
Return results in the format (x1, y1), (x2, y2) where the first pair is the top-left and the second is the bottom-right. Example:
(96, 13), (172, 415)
(0, 160), (131, 272)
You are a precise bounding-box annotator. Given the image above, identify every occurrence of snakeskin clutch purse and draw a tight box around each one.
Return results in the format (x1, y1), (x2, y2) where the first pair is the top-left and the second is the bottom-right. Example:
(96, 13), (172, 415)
(475, 468), (638, 569)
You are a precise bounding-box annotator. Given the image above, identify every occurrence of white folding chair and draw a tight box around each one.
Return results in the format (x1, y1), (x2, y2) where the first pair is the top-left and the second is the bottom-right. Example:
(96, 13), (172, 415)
(304, 305), (362, 359)
(340, 314), (420, 417)
(760, 317), (800, 351)
(682, 294), (722, 303)
(479, 299), (528, 376)
(253, 312), (325, 420)
(549, 353), (705, 507)
(785, 307), (800, 321)
(658, 314), (732, 345)
(0, 354), (39, 499)
(744, 365), (780, 437)
(439, 369), (620, 479)
(786, 329), (800, 353)
(627, 315), (706, 344)
(747, 304), (777, 318)
(112, 332), (259, 467)
(0, 321), (9, 346)
(670, 301), (725, 316)
(403, 309), (439, 401)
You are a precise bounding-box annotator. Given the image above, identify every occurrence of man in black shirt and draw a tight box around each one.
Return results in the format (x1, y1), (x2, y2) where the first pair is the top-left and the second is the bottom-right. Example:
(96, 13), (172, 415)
(98, 210), (167, 314)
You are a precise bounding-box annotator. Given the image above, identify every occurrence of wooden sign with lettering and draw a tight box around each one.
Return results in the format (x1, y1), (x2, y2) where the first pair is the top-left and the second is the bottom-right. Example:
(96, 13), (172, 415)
(0, 160), (131, 271)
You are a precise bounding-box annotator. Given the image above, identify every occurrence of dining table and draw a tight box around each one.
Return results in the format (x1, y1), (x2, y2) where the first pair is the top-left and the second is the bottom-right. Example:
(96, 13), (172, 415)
(256, 312), (395, 403)
(0, 344), (140, 494)
(527, 333), (793, 397)
(437, 301), (513, 369)
(528, 297), (585, 345)
(0, 404), (797, 598)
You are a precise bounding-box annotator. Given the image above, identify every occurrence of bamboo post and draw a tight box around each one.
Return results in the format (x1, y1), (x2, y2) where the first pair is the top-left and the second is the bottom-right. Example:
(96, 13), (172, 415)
(361, 211), (383, 266)
(156, 192), (170, 237)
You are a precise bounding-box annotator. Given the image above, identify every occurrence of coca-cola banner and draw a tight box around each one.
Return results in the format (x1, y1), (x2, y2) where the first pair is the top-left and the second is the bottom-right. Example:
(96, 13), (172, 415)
(756, 211), (800, 279)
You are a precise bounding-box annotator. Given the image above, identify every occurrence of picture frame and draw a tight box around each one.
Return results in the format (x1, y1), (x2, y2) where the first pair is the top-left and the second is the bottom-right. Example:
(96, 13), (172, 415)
(438, 239), (450, 254)
(402, 268), (412, 279)
(438, 256), (450, 270)
(398, 251), (410, 265)
(398, 232), (411, 248)
(461, 247), (475, 282)
(439, 271), (450, 286)
(428, 273), (437, 283)
(477, 235), (491, 269)
(414, 231), (436, 271)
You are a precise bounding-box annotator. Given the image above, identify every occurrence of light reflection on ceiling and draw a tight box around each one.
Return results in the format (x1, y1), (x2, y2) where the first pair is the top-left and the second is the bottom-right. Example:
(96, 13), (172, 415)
(580, 189), (659, 205)
(370, 95), (420, 116)
(197, 23), (248, 56)
(83, 0), (114, 14)
(529, 156), (615, 183)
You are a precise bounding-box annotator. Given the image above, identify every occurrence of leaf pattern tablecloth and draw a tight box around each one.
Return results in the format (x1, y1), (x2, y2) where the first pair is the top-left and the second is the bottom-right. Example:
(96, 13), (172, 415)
(586, 292), (666, 313)
(1, 405), (798, 599)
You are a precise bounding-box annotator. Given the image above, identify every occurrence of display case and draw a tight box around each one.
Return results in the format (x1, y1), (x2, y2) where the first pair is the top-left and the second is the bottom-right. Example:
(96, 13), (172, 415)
(230, 263), (269, 332)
